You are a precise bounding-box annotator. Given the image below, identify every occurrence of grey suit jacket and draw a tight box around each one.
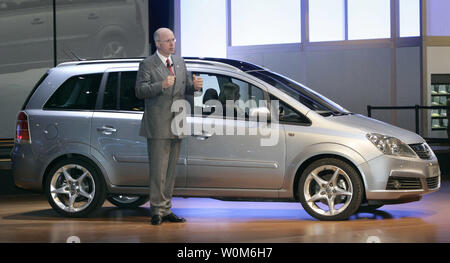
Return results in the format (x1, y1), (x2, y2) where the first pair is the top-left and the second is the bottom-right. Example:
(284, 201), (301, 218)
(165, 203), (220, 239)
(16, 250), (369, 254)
(135, 53), (194, 139)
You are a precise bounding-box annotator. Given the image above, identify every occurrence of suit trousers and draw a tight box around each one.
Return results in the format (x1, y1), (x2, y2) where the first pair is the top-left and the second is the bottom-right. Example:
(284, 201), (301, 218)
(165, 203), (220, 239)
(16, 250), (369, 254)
(147, 138), (182, 216)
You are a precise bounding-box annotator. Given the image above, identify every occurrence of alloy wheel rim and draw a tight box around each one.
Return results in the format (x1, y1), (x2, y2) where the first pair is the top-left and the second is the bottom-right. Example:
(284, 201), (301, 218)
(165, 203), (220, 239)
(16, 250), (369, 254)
(50, 164), (95, 213)
(304, 165), (353, 217)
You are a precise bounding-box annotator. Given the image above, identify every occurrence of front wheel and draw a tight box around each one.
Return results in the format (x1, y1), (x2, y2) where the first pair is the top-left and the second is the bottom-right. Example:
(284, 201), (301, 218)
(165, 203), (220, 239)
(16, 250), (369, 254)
(298, 158), (364, 221)
(45, 158), (106, 218)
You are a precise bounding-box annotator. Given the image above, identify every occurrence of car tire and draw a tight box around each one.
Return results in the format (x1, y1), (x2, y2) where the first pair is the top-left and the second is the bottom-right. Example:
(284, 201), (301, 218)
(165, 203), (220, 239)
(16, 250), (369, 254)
(107, 195), (149, 208)
(45, 158), (107, 218)
(298, 158), (364, 221)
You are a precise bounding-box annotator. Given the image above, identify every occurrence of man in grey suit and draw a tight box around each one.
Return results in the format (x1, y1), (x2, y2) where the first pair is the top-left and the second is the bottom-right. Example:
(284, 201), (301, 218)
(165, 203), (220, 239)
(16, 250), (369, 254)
(135, 28), (203, 225)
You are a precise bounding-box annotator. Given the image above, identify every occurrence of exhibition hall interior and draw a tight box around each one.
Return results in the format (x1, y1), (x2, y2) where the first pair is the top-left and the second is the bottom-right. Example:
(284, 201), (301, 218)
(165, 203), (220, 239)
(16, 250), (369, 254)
(1, 0), (450, 243)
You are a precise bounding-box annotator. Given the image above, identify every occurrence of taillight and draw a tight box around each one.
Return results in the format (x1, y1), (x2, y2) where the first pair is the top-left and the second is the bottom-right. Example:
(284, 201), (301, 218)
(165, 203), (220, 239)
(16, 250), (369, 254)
(16, 111), (31, 143)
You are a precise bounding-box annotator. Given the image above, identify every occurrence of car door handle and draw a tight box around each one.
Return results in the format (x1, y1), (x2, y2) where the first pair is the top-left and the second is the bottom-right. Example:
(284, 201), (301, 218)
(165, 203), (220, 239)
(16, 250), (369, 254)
(97, 126), (117, 135)
(31, 18), (44, 25)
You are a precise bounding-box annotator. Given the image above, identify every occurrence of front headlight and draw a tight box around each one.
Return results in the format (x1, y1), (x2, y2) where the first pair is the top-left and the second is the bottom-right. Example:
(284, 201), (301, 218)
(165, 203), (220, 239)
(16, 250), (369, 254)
(366, 133), (417, 158)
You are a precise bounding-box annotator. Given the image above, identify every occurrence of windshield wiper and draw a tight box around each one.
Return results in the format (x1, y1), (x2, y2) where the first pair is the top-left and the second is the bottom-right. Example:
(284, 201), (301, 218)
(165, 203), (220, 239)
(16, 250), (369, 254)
(332, 112), (353, 116)
(316, 111), (334, 117)
(317, 111), (353, 117)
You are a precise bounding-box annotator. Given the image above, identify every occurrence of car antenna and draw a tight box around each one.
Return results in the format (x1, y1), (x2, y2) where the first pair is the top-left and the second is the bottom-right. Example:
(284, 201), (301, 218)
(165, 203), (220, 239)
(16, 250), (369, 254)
(61, 44), (85, 61)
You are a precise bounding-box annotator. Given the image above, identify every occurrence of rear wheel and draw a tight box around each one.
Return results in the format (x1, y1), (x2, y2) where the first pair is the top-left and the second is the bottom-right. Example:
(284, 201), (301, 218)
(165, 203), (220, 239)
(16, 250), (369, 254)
(45, 158), (106, 218)
(107, 195), (149, 208)
(298, 158), (364, 221)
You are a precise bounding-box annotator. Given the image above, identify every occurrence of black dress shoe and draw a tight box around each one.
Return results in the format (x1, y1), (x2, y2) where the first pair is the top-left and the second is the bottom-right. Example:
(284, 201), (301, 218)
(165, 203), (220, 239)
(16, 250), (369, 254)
(151, 215), (163, 225)
(162, 213), (186, 223)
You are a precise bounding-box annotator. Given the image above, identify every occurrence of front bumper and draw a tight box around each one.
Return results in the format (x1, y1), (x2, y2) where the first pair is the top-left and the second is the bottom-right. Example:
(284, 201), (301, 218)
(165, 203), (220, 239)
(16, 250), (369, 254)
(359, 154), (441, 201)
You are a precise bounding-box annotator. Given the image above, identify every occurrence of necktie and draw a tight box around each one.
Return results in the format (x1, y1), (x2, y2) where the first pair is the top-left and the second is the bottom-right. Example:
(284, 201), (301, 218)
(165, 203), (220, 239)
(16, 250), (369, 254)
(166, 58), (175, 76)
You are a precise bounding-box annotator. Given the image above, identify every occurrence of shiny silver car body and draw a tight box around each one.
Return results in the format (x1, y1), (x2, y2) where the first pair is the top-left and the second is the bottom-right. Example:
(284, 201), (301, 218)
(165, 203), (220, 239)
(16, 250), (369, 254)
(12, 58), (441, 220)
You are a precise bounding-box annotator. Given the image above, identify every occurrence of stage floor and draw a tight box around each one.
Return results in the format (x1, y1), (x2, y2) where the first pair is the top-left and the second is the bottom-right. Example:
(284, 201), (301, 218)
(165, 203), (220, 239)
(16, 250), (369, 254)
(1, 180), (450, 243)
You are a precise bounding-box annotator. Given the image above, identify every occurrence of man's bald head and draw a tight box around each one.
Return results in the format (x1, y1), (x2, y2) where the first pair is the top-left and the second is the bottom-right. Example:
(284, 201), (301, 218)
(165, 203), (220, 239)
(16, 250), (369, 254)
(154, 28), (174, 43)
(154, 28), (176, 57)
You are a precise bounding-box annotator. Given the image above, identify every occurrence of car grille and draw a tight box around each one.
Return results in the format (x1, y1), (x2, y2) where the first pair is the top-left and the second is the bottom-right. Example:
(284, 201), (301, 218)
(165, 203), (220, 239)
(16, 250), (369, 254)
(426, 176), (440, 189)
(386, 177), (422, 190)
(409, 143), (431, 160)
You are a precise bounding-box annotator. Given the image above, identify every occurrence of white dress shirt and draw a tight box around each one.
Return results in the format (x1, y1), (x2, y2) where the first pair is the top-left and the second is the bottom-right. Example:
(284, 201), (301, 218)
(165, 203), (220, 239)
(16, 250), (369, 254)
(156, 50), (175, 76)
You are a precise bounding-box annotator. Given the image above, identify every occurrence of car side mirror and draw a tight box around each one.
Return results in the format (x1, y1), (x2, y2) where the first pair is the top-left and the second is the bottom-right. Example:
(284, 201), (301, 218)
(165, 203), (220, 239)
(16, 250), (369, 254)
(279, 106), (285, 117)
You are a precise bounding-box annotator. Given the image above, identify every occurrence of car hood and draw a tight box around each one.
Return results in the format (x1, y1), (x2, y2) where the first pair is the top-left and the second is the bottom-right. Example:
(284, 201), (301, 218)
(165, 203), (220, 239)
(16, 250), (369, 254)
(327, 114), (424, 144)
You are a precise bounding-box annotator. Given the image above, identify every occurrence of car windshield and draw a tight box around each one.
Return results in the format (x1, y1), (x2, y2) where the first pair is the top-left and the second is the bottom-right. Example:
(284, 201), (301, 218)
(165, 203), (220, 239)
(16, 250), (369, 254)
(247, 70), (351, 117)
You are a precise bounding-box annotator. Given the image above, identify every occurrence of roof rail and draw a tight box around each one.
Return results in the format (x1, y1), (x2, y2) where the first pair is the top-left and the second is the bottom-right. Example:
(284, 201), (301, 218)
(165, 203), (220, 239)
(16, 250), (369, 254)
(55, 57), (265, 72)
(56, 58), (144, 67)
(184, 59), (242, 72)
(184, 57), (265, 72)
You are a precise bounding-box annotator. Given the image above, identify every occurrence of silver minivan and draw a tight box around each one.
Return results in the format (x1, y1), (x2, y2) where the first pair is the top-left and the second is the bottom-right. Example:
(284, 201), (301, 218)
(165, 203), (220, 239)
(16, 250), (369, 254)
(11, 58), (441, 221)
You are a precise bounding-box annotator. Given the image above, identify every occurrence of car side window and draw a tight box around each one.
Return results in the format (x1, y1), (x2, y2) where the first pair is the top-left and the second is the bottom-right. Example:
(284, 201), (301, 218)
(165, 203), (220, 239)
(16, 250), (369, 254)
(193, 72), (267, 120)
(270, 95), (311, 125)
(119, 71), (143, 111)
(101, 71), (143, 111)
(44, 73), (102, 110)
(103, 72), (119, 110)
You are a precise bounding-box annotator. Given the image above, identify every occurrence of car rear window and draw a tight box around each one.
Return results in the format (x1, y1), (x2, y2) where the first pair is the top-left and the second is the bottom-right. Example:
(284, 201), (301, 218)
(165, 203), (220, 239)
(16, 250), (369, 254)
(44, 73), (102, 110)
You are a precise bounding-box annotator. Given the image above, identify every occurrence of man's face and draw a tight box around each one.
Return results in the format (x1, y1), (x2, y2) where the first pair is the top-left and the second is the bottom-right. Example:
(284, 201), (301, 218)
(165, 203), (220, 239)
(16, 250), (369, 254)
(156, 30), (176, 57)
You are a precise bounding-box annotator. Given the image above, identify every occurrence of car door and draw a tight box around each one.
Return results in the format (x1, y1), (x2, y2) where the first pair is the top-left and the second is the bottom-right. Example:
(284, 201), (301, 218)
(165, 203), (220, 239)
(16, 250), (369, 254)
(90, 68), (186, 187)
(186, 70), (286, 189)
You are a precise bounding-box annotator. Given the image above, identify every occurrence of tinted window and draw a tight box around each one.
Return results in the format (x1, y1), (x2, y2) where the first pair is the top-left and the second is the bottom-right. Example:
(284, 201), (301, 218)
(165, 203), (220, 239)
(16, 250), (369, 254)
(103, 72), (119, 110)
(44, 73), (102, 110)
(193, 72), (266, 119)
(270, 95), (311, 125)
(248, 70), (349, 116)
(101, 71), (143, 111)
(120, 71), (143, 111)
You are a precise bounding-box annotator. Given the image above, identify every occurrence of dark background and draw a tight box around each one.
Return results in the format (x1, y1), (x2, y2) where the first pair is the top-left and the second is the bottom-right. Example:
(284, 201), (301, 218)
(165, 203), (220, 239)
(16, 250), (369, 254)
(149, 0), (174, 54)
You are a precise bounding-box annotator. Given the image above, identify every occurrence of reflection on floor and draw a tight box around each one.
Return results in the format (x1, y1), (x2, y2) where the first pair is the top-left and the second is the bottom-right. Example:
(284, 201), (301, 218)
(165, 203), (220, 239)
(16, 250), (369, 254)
(1, 180), (450, 243)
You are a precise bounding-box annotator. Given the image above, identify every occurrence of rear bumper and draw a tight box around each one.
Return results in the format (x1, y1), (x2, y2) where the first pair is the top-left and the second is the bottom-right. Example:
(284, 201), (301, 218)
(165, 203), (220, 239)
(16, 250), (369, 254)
(11, 144), (44, 192)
